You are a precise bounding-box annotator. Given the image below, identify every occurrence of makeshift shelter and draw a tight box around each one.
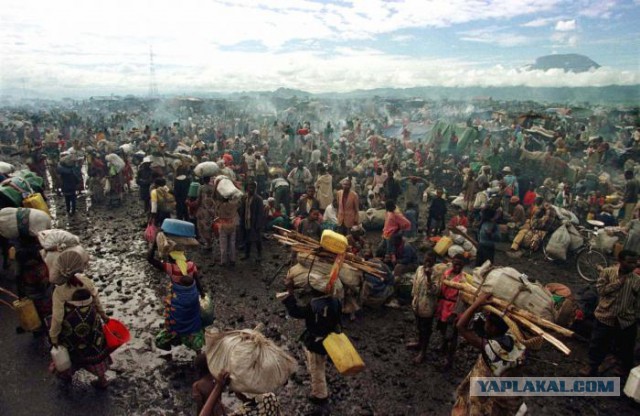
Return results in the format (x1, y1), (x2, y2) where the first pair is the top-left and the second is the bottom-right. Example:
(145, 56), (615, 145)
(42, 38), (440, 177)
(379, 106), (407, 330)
(425, 121), (465, 152)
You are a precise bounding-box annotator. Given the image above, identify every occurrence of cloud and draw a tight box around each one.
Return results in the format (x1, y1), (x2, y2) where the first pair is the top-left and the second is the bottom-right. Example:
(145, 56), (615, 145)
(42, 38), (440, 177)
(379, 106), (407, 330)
(459, 26), (533, 47)
(555, 19), (576, 31)
(578, 0), (618, 18)
(460, 34), (531, 47)
(551, 18), (578, 47)
(521, 17), (557, 27)
(390, 34), (416, 42)
(0, 0), (636, 97)
(551, 31), (579, 47)
(0, 0), (564, 51)
(2, 46), (637, 97)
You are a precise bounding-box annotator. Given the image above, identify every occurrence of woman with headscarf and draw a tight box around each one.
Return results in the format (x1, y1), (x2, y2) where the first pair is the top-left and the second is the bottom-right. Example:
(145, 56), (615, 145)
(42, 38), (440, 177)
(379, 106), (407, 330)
(48, 249), (112, 388)
(147, 242), (205, 351)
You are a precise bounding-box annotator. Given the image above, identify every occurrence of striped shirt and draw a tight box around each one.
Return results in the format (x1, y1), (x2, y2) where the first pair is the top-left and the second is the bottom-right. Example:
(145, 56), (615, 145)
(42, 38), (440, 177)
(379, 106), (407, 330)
(594, 265), (640, 329)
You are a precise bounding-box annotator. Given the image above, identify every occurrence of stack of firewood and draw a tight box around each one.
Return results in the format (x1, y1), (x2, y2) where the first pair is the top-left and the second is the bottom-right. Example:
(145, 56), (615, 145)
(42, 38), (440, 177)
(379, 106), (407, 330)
(443, 279), (574, 355)
(272, 227), (387, 279)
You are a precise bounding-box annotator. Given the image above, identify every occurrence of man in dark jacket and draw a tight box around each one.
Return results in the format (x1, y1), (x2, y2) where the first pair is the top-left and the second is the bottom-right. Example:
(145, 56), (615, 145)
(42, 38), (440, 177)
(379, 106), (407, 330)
(136, 158), (153, 212)
(427, 189), (447, 236)
(239, 182), (265, 262)
(383, 169), (401, 203)
(173, 166), (191, 221)
(57, 156), (82, 215)
(282, 277), (341, 416)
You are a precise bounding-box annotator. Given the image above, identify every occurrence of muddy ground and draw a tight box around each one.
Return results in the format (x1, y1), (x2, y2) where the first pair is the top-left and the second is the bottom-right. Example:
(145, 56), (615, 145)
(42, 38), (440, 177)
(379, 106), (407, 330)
(1, 190), (640, 416)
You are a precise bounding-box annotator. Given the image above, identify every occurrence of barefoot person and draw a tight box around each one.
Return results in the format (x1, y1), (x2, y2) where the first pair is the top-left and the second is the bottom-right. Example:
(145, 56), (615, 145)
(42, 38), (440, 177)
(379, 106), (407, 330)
(582, 250), (640, 377)
(147, 244), (206, 351)
(197, 369), (282, 416)
(435, 254), (466, 371)
(282, 276), (341, 415)
(49, 250), (112, 389)
(408, 250), (440, 364)
(453, 291), (526, 416)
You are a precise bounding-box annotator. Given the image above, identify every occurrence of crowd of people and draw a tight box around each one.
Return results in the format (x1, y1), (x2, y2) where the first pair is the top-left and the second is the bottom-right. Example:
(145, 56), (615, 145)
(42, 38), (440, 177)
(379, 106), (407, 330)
(1, 99), (639, 415)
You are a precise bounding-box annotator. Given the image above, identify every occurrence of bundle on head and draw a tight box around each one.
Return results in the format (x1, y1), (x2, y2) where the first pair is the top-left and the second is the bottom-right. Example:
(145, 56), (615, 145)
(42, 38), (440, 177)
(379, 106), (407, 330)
(205, 327), (297, 395)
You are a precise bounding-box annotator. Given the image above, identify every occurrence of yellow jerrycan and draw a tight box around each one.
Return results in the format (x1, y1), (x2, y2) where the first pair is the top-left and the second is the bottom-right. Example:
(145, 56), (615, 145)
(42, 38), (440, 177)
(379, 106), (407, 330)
(434, 236), (453, 257)
(22, 193), (51, 217)
(0, 287), (42, 332)
(322, 332), (365, 376)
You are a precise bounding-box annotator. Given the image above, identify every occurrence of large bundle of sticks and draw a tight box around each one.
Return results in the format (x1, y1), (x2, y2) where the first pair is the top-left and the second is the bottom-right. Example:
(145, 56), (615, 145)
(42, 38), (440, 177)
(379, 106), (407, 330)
(443, 279), (574, 355)
(272, 227), (387, 279)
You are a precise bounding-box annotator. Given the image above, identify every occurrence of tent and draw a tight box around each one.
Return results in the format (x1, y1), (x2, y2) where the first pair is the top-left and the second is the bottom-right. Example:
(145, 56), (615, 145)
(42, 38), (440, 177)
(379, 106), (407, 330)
(425, 121), (466, 152)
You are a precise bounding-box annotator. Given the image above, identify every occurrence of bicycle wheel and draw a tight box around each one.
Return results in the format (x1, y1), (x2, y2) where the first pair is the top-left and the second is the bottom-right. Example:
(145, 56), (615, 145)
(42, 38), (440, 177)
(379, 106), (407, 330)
(541, 238), (554, 261)
(575, 248), (607, 283)
(540, 233), (555, 261)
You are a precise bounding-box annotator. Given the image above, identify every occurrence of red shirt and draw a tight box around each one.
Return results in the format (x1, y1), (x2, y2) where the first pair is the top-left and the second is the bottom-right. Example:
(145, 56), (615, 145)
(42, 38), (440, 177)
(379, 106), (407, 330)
(448, 215), (468, 229)
(523, 190), (537, 207)
(436, 268), (464, 322)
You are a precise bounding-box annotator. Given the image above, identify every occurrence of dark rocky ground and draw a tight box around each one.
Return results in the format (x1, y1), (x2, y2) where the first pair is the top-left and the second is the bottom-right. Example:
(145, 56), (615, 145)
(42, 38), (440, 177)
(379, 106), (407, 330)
(1, 191), (639, 416)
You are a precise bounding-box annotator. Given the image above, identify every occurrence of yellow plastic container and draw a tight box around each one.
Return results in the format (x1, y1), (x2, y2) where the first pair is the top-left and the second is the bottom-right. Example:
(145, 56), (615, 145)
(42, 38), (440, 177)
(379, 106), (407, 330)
(434, 236), (453, 257)
(322, 332), (365, 375)
(320, 230), (348, 255)
(13, 298), (42, 332)
(22, 193), (51, 217)
(8, 246), (15, 260)
(605, 195), (619, 204)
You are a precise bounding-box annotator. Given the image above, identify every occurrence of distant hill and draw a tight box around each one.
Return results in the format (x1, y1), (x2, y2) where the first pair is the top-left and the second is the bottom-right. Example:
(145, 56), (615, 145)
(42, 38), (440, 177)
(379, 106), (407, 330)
(272, 87), (312, 98)
(315, 85), (640, 105)
(527, 54), (601, 73)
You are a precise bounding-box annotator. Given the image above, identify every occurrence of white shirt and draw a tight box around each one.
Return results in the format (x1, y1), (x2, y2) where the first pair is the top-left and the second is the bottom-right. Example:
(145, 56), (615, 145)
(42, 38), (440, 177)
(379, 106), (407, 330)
(324, 204), (338, 224)
(310, 149), (321, 164)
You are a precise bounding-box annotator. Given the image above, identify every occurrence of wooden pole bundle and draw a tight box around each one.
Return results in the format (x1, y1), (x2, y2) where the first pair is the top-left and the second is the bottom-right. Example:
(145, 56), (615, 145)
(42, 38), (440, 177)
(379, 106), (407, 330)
(273, 226), (387, 279)
(445, 280), (573, 355)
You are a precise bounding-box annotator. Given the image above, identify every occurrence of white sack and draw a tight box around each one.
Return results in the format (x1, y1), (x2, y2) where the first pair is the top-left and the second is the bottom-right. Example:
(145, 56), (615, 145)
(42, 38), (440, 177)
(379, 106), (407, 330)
(205, 328), (297, 395)
(214, 177), (243, 201)
(0, 162), (15, 174)
(105, 153), (125, 173)
(37, 229), (80, 251)
(194, 162), (220, 178)
(473, 263), (556, 321)
(0, 207), (52, 239)
(545, 224), (571, 261)
(297, 254), (362, 288)
(44, 245), (90, 284)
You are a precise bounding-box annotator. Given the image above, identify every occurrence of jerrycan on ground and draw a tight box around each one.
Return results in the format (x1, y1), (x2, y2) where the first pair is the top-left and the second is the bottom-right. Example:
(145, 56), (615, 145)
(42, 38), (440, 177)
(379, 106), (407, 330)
(13, 298), (42, 332)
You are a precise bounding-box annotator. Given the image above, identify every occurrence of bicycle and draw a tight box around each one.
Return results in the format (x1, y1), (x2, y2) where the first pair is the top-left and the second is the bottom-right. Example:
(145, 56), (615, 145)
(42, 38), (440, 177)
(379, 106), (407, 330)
(542, 223), (607, 283)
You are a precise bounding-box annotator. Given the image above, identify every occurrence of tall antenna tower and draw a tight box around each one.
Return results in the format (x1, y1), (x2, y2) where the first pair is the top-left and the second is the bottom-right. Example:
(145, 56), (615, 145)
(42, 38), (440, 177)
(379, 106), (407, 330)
(148, 45), (158, 97)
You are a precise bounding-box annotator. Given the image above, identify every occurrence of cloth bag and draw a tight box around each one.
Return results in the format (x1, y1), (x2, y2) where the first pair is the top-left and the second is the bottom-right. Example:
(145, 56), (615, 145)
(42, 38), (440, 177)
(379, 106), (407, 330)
(473, 263), (556, 322)
(204, 327), (297, 395)
(545, 224), (571, 261)
(145, 221), (158, 243)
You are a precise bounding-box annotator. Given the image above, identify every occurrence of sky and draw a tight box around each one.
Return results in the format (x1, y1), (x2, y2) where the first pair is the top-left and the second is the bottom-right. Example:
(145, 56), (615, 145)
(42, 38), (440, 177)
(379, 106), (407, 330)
(0, 0), (639, 97)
